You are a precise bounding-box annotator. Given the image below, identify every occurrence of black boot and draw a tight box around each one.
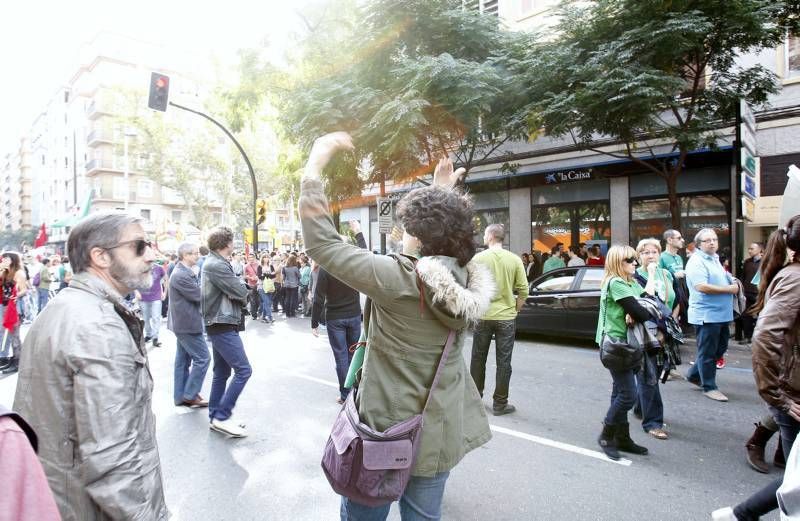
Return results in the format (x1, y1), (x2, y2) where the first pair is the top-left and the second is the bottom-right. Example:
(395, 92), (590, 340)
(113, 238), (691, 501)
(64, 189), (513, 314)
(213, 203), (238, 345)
(615, 422), (648, 455)
(746, 422), (776, 473)
(775, 435), (786, 469)
(0, 359), (18, 375)
(598, 423), (620, 460)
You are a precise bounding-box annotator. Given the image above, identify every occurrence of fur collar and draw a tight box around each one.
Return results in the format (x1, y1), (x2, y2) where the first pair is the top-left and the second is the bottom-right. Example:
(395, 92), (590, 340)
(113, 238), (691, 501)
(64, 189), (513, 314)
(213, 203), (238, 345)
(415, 257), (496, 323)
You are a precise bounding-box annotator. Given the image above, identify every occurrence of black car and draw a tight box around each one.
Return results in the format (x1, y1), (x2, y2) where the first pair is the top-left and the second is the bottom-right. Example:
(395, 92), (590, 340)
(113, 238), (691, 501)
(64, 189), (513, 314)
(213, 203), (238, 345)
(516, 266), (604, 340)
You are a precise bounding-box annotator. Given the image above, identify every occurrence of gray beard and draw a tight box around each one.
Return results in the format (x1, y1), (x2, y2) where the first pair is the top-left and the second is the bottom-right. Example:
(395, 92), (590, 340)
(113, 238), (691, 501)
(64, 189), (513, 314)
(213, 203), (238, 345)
(109, 260), (154, 292)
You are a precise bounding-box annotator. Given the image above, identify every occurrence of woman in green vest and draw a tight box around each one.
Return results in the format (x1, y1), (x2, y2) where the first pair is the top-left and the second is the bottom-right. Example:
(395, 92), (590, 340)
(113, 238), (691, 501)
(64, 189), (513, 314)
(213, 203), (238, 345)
(596, 245), (652, 460)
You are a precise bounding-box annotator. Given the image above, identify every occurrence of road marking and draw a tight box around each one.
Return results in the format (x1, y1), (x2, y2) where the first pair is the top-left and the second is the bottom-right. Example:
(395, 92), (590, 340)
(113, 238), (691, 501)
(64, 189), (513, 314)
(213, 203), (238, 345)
(489, 425), (631, 466)
(287, 371), (631, 466)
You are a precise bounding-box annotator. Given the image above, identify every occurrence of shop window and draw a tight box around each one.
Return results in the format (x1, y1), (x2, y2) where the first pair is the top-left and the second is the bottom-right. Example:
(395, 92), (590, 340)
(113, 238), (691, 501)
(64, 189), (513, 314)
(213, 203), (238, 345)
(630, 193), (731, 253)
(532, 202), (610, 254)
(473, 209), (510, 249)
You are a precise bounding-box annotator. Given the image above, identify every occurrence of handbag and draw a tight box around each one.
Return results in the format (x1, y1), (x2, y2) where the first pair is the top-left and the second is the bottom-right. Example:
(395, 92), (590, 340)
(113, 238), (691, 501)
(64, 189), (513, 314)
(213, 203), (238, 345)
(598, 278), (642, 371)
(321, 328), (457, 507)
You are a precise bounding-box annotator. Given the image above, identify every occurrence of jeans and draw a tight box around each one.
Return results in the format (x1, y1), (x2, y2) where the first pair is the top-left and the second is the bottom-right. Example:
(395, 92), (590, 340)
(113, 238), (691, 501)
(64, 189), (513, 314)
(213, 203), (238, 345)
(174, 333), (211, 405)
(686, 322), (729, 391)
(604, 367), (638, 425)
(340, 471), (450, 521)
(0, 304), (21, 361)
(634, 352), (664, 431)
(258, 290), (273, 320)
(470, 319), (516, 405)
(208, 330), (252, 421)
(284, 287), (299, 317)
(734, 408), (800, 520)
(326, 316), (361, 400)
(300, 285), (311, 316)
(37, 288), (50, 313)
(140, 300), (162, 340)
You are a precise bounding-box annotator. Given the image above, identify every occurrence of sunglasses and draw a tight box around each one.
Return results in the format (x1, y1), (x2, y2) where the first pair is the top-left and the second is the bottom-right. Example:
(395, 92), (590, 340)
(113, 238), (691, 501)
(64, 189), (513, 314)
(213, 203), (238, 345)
(107, 239), (153, 257)
(624, 257), (638, 264)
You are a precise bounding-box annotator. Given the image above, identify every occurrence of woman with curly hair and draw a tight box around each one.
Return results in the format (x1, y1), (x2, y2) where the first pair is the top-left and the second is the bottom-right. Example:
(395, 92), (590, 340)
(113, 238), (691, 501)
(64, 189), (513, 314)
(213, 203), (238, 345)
(596, 245), (651, 460)
(714, 214), (800, 521)
(300, 132), (494, 521)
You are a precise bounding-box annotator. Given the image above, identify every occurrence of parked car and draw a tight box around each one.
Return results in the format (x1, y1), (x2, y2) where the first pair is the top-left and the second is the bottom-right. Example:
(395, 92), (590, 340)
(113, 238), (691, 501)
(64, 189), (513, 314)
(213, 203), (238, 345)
(516, 266), (604, 341)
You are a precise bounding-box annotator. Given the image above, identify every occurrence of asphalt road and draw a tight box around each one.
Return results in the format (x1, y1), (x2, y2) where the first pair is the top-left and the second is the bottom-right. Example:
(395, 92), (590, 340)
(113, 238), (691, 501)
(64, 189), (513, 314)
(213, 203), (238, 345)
(0, 316), (784, 521)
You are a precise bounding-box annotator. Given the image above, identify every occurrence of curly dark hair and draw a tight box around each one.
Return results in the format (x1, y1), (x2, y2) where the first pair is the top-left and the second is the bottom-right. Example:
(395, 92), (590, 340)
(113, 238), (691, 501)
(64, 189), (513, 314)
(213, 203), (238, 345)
(207, 227), (234, 252)
(396, 185), (476, 267)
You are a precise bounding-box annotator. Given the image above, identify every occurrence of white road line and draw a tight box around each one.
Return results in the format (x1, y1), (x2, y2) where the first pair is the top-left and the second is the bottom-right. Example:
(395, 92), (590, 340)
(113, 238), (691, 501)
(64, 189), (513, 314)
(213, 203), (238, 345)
(287, 371), (631, 466)
(489, 425), (631, 466)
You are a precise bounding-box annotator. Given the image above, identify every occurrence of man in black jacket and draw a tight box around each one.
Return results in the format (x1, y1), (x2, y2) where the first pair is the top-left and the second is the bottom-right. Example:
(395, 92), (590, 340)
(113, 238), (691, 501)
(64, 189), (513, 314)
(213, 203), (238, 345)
(311, 220), (366, 404)
(168, 242), (210, 409)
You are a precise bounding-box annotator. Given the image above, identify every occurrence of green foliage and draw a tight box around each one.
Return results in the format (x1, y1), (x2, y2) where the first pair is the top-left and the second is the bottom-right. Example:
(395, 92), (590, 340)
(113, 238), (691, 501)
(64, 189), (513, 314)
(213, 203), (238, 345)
(0, 229), (37, 252)
(517, 0), (796, 227)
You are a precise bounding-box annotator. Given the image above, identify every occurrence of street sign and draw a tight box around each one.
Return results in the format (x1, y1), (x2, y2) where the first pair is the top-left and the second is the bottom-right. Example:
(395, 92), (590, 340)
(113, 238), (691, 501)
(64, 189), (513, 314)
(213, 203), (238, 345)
(377, 197), (393, 234)
(741, 148), (757, 177)
(741, 197), (755, 222)
(740, 124), (757, 156)
(740, 99), (756, 133)
(741, 173), (758, 200)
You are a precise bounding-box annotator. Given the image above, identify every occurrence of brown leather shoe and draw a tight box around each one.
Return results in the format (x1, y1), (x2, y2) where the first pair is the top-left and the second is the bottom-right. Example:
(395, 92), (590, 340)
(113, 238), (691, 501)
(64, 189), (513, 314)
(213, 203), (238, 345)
(182, 395), (209, 408)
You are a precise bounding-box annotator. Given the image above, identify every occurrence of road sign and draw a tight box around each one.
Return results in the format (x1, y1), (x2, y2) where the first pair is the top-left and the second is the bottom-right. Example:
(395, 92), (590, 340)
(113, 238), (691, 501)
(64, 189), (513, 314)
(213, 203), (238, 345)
(741, 148), (757, 177)
(377, 197), (393, 234)
(741, 197), (755, 222)
(741, 173), (758, 200)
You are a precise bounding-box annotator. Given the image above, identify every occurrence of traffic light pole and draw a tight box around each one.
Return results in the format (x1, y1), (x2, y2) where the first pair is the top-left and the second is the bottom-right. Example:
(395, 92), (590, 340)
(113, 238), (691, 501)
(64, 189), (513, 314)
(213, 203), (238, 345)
(168, 101), (259, 248)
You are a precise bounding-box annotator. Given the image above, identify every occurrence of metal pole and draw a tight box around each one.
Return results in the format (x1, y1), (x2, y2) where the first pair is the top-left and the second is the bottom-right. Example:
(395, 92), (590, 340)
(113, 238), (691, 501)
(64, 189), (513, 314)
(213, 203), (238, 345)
(380, 174), (386, 254)
(168, 101), (259, 248)
(123, 133), (129, 212)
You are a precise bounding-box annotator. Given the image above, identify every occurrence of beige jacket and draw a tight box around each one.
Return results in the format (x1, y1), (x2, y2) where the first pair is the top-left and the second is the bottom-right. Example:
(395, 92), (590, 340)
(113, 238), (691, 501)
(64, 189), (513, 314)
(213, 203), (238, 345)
(13, 272), (168, 521)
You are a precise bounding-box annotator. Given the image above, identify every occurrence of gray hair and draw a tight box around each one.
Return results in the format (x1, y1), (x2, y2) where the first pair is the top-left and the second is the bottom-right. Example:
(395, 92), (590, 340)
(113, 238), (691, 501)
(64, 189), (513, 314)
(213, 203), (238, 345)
(485, 223), (505, 242)
(68, 212), (144, 273)
(177, 242), (198, 260)
(636, 238), (662, 253)
(663, 229), (680, 241)
(694, 227), (717, 244)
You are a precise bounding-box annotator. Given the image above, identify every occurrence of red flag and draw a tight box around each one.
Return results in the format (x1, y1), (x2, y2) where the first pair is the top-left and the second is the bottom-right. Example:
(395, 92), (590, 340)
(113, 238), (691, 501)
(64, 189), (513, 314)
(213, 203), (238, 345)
(34, 223), (47, 248)
(3, 287), (19, 331)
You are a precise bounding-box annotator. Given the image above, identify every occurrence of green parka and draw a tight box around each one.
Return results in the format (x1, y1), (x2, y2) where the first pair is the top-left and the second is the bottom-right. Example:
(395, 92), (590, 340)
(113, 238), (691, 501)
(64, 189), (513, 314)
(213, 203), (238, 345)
(300, 178), (495, 477)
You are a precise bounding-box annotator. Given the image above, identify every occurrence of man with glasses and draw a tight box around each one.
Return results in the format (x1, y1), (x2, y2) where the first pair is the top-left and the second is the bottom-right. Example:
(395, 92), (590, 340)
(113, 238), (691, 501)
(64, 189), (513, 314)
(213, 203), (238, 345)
(201, 227), (251, 438)
(13, 212), (168, 520)
(168, 242), (210, 409)
(684, 228), (738, 402)
(659, 229), (686, 278)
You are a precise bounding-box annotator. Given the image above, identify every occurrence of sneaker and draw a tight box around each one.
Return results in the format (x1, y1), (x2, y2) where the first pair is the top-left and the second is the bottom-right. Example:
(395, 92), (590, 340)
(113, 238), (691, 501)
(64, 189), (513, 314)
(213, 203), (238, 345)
(648, 428), (669, 440)
(711, 507), (736, 521)
(716, 357), (726, 369)
(210, 418), (248, 438)
(704, 389), (729, 402)
(667, 369), (684, 381)
(492, 403), (516, 416)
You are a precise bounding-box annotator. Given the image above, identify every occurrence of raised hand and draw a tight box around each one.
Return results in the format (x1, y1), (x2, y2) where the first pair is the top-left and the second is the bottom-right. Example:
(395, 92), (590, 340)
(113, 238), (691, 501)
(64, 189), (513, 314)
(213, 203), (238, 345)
(432, 155), (466, 188)
(304, 132), (355, 179)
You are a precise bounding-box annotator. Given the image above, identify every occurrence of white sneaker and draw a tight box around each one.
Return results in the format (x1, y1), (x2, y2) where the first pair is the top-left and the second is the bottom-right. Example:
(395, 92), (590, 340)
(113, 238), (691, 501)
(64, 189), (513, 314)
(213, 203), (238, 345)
(704, 389), (729, 402)
(210, 418), (248, 438)
(711, 506), (736, 520)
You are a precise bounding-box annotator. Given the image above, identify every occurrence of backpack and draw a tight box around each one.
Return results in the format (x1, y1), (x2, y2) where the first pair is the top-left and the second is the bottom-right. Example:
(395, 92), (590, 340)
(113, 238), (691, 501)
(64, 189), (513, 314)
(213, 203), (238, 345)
(262, 277), (275, 294)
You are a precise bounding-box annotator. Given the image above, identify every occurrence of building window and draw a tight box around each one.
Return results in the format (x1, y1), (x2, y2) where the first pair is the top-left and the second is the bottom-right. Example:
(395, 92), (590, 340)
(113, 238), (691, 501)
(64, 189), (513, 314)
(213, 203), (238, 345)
(140, 209), (151, 221)
(172, 210), (182, 222)
(532, 202), (610, 254)
(786, 34), (800, 79)
(93, 179), (102, 198)
(137, 179), (153, 198)
(112, 177), (127, 200)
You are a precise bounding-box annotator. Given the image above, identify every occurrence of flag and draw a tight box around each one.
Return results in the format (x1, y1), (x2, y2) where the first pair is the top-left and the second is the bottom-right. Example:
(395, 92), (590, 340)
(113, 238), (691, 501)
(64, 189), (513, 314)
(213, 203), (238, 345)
(34, 223), (47, 248)
(3, 287), (19, 331)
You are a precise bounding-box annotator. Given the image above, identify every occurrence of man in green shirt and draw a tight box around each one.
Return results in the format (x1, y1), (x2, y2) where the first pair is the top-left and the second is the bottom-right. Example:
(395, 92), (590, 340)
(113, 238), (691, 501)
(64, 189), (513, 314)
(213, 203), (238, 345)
(470, 224), (529, 416)
(543, 246), (566, 273)
(658, 229), (685, 279)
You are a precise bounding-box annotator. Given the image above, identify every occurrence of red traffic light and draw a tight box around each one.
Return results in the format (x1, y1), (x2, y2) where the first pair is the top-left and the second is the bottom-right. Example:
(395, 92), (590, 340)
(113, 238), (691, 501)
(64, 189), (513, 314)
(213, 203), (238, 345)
(148, 72), (170, 112)
(156, 77), (168, 89)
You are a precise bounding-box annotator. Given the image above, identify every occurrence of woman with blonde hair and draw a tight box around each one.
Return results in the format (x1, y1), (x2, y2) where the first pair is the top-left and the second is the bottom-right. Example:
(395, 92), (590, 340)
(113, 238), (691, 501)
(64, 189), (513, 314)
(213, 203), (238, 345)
(632, 238), (679, 440)
(596, 244), (652, 460)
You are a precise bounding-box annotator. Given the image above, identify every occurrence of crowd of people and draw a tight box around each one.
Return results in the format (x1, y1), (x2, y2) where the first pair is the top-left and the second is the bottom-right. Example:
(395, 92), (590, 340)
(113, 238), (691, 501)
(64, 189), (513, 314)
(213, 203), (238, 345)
(0, 131), (797, 521)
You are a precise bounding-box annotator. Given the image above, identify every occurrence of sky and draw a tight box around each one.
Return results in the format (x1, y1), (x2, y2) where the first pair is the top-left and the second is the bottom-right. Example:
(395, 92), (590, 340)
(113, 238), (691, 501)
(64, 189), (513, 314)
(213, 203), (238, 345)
(0, 0), (314, 153)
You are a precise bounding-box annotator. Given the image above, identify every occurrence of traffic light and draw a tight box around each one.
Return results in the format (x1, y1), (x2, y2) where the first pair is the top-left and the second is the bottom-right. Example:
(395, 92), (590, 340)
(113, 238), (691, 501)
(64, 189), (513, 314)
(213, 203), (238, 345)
(148, 72), (170, 112)
(256, 199), (267, 225)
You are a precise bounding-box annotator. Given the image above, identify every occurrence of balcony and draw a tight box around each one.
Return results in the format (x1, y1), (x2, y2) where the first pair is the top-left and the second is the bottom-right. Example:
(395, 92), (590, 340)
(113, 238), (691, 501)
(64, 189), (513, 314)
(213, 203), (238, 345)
(87, 129), (114, 147)
(85, 158), (123, 175)
(86, 100), (110, 120)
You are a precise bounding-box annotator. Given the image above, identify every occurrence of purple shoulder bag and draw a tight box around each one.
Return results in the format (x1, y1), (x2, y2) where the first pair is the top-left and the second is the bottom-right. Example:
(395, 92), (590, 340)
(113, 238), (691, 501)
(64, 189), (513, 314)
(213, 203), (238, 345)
(321, 327), (457, 507)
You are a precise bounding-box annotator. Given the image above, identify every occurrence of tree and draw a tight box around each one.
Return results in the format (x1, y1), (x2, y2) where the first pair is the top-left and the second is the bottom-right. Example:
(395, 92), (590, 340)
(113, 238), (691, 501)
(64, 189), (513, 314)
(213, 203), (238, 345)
(517, 0), (799, 229)
(224, 0), (529, 199)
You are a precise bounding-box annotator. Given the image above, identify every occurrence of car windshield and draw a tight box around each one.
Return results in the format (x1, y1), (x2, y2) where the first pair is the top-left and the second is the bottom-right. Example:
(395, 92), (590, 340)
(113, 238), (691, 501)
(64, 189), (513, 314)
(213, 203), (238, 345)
(533, 271), (576, 292)
(578, 269), (604, 290)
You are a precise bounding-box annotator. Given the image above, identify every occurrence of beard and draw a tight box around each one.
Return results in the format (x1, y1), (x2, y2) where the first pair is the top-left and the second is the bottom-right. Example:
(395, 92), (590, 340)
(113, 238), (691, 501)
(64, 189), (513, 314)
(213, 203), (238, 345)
(109, 259), (154, 292)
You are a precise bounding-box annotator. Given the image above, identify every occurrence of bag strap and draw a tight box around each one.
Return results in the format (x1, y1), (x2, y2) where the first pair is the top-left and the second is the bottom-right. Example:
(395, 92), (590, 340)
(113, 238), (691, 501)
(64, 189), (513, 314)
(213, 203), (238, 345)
(421, 329), (457, 414)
